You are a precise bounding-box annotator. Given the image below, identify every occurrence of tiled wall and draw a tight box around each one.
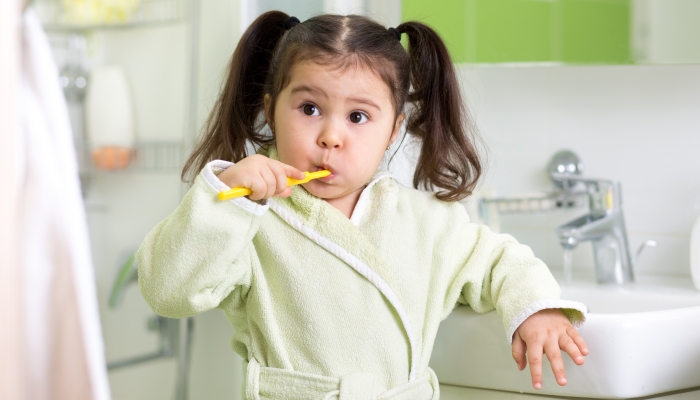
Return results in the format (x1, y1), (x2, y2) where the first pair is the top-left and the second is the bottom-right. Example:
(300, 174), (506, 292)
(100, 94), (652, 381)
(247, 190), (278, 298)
(436, 65), (700, 277)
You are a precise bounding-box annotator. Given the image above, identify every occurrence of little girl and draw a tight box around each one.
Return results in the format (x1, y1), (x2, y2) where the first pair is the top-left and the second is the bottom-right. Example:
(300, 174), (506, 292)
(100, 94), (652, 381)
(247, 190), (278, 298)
(138, 11), (589, 399)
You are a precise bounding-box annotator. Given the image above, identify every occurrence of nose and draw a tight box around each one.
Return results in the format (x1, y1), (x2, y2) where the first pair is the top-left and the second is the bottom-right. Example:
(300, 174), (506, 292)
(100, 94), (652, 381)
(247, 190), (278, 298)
(318, 119), (343, 150)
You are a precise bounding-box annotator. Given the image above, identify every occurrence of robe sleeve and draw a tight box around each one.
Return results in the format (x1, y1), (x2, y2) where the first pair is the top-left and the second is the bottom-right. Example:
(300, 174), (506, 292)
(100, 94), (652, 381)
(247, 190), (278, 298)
(138, 160), (266, 319)
(445, 207), (587, 343)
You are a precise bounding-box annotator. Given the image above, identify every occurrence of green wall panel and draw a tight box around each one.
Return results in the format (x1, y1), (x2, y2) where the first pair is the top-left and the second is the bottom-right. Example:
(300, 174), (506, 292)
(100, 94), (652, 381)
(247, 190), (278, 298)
(475, 0), (553, 63)
(561, 0), (631, 64)
(401, 0), (631, 65)
(402, 0), (470, 63)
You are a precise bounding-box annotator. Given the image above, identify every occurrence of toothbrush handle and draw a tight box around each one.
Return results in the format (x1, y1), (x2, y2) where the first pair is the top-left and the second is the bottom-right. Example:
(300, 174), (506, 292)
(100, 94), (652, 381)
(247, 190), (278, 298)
(217, 171), (328, 201)
(217, 174), (309, 201)
(217, 187), (253, 201)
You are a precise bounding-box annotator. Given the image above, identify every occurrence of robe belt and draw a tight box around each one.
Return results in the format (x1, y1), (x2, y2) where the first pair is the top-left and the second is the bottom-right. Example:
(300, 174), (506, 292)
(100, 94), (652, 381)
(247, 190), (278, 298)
(245, 358), (438, 400)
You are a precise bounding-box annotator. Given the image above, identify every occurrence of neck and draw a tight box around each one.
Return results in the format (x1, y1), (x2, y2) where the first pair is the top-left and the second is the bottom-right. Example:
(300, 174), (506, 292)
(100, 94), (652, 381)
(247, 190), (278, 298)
(324, 186), (365, 219)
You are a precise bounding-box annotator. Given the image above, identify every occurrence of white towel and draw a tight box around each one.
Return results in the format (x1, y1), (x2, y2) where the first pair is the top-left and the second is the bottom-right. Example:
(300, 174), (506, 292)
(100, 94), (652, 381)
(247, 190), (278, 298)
(18, 10), (111, 400)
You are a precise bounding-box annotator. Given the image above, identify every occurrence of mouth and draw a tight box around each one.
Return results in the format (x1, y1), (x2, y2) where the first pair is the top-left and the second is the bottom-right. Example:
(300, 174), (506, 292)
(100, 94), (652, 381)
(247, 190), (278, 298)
(315, 165), (335, 182)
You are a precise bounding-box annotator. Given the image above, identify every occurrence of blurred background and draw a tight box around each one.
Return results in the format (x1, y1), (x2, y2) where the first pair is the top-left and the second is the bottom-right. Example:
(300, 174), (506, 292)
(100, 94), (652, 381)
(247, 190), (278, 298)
(28, 0), (700, 398)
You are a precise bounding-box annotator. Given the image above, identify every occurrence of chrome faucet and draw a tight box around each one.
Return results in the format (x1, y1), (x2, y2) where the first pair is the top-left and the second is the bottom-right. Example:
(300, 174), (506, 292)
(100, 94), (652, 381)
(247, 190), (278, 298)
(552, 174), (655, 284)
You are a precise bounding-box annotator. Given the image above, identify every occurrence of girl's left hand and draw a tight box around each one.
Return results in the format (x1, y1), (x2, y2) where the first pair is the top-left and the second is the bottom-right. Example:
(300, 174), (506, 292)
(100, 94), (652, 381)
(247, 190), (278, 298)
(511, 308), (589, 390)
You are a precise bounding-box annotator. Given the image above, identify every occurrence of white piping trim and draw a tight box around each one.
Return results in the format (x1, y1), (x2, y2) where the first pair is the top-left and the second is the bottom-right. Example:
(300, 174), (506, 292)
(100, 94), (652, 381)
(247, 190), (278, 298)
(202, 160), (234, 191)
(506, 299), (588, 343)
(201, 160), (268, 216)
(269, 199), (419, 381)
(349, 172), (393, 226)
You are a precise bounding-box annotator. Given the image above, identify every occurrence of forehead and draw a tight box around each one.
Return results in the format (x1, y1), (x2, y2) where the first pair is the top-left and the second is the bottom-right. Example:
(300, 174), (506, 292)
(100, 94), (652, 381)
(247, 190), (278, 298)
(285, 60), (392, 104)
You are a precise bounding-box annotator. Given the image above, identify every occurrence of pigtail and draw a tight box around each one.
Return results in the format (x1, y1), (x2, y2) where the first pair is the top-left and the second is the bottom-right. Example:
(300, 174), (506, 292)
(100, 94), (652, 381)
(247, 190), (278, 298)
(396, 22), (482, 202)
(181, 11), (290, 183)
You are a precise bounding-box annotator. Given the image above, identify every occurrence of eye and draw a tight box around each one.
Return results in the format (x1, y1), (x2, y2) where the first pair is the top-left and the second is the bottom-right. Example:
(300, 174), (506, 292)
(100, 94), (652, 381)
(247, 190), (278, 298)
(349, 111), (369, 124)
(301, 103), (320, 116)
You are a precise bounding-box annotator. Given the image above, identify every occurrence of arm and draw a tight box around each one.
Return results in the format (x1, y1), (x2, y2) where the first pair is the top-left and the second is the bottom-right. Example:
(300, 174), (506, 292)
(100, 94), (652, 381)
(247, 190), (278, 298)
(139, 156), (305, 318)
(137, 160), (268, 318)
(445, 211), (587, 389)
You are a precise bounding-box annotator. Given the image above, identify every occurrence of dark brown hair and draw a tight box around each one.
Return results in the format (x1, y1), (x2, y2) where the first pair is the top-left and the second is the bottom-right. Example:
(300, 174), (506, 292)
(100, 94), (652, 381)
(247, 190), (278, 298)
(182, 11), (482, 201)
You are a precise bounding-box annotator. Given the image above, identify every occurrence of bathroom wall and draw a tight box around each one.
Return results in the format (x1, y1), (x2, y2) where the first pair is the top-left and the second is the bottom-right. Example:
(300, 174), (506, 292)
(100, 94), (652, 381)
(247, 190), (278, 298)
(386, 65), (700, 279)
(452, 64), (700, 278)
(387, 64), (700, 278)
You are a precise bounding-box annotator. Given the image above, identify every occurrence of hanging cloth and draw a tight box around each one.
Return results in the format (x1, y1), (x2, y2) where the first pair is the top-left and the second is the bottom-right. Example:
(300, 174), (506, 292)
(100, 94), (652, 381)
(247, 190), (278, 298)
(18, 10), (111, 400)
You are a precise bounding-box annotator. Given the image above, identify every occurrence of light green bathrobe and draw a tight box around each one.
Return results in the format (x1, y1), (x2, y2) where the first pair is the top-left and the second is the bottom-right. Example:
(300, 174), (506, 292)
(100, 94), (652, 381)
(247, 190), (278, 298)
(138, 146), (586, 400)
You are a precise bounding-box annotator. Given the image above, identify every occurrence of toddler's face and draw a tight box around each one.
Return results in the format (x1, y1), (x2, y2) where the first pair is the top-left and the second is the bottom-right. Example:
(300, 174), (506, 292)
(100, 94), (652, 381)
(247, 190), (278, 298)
(268, 60), (402, 205)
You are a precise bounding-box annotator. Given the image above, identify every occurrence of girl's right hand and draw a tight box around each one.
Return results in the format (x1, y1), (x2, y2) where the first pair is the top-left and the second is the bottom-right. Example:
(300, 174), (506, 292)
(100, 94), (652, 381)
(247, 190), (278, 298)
(217, 155), (306, 201)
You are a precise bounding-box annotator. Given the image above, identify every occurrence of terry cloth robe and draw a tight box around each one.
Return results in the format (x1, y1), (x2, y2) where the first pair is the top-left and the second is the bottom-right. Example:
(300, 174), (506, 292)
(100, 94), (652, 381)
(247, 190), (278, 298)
(138, 146), (586, 400)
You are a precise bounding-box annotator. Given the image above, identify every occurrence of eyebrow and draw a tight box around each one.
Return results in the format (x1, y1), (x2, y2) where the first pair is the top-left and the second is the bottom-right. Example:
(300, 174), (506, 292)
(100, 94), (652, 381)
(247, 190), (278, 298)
(290, 84), (382, 111)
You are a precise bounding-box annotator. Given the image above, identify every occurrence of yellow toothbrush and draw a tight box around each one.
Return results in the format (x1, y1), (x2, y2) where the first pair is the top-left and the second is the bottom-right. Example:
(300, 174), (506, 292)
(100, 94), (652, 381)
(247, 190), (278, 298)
(218, 170), (331, 201)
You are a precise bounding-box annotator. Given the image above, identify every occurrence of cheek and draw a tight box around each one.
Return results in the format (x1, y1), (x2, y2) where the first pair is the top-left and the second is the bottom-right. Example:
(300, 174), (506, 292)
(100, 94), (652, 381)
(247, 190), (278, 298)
(276, 140), (303, 166)
(348, 140), (386, 172)
(276, 111), (314, 143)
(275, 131), (316, 169)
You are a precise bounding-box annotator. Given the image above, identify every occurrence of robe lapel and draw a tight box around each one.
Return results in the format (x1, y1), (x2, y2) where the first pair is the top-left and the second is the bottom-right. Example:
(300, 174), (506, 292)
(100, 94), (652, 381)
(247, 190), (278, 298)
(269, 183), (420, 381)
(263, 145), (397, 286)
(272, 183), (396, 285)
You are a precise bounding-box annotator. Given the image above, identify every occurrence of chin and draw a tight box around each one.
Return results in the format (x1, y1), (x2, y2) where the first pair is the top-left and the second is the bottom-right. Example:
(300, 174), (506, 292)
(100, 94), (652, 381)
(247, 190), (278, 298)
(302, 183), (334, 199)
(302, 180), (349, 199)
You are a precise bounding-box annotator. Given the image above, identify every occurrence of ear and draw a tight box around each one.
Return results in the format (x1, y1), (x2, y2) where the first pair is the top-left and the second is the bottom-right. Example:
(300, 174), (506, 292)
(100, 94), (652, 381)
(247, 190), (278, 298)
(390, 113), (404, 146)
(264, 93), (274, 132)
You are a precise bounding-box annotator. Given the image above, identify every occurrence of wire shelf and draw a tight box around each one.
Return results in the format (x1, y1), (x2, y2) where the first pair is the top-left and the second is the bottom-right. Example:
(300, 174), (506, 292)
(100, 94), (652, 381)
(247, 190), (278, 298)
(480, 191), (588, 215)
(35, 0), (190, 31)
(75, 141), (186, 174)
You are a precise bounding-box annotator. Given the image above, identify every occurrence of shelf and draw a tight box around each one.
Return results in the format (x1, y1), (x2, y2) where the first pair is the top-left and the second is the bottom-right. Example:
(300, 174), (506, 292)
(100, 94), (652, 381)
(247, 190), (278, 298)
(75, 140), (186, 174)
(34, 0), (190, 32)
(480, 191), (588, 215)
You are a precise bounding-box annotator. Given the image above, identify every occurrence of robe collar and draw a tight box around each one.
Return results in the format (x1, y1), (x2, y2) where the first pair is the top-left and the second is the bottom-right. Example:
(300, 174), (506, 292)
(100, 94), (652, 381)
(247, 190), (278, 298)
(261, 144), (400, 290)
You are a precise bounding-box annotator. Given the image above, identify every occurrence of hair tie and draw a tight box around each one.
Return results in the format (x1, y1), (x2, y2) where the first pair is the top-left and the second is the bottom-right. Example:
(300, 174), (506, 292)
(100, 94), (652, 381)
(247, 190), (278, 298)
(388, 27), (401, 41)
(284, 16), (300, 30)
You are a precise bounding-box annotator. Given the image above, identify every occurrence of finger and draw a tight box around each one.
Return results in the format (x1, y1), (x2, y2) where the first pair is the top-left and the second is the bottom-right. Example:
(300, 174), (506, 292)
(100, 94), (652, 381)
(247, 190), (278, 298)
(545, 340), (567, 386)
(259, 167), (277, 199)
(560, 334), (585, 366)
(281, 163), (306, 180)
(526, 342), (544, 390)
(568, 327), (589, 356)
(248, 174), (267, 201)
(511, 333), (527, 371)
(278, 187), (293, 197)
(270, 164), (290, 196)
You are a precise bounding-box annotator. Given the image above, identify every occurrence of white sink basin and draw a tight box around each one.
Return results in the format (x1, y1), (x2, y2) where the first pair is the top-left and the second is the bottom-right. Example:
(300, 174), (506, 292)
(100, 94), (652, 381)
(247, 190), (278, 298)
(430, 274), (700, 398)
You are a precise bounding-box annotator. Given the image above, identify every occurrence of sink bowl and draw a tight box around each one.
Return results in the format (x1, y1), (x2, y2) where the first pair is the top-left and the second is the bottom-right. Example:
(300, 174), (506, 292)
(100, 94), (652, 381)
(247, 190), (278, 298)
(430, 274), (700, 398)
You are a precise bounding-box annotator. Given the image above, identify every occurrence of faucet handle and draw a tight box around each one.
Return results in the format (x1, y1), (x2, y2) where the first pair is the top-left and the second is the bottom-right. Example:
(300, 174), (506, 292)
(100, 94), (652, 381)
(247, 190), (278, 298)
(632, 240), (657, 266)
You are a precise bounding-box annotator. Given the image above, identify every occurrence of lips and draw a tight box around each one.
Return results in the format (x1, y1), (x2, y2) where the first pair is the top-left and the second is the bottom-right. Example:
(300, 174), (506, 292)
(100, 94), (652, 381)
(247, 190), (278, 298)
(316, 165), (336, 181)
